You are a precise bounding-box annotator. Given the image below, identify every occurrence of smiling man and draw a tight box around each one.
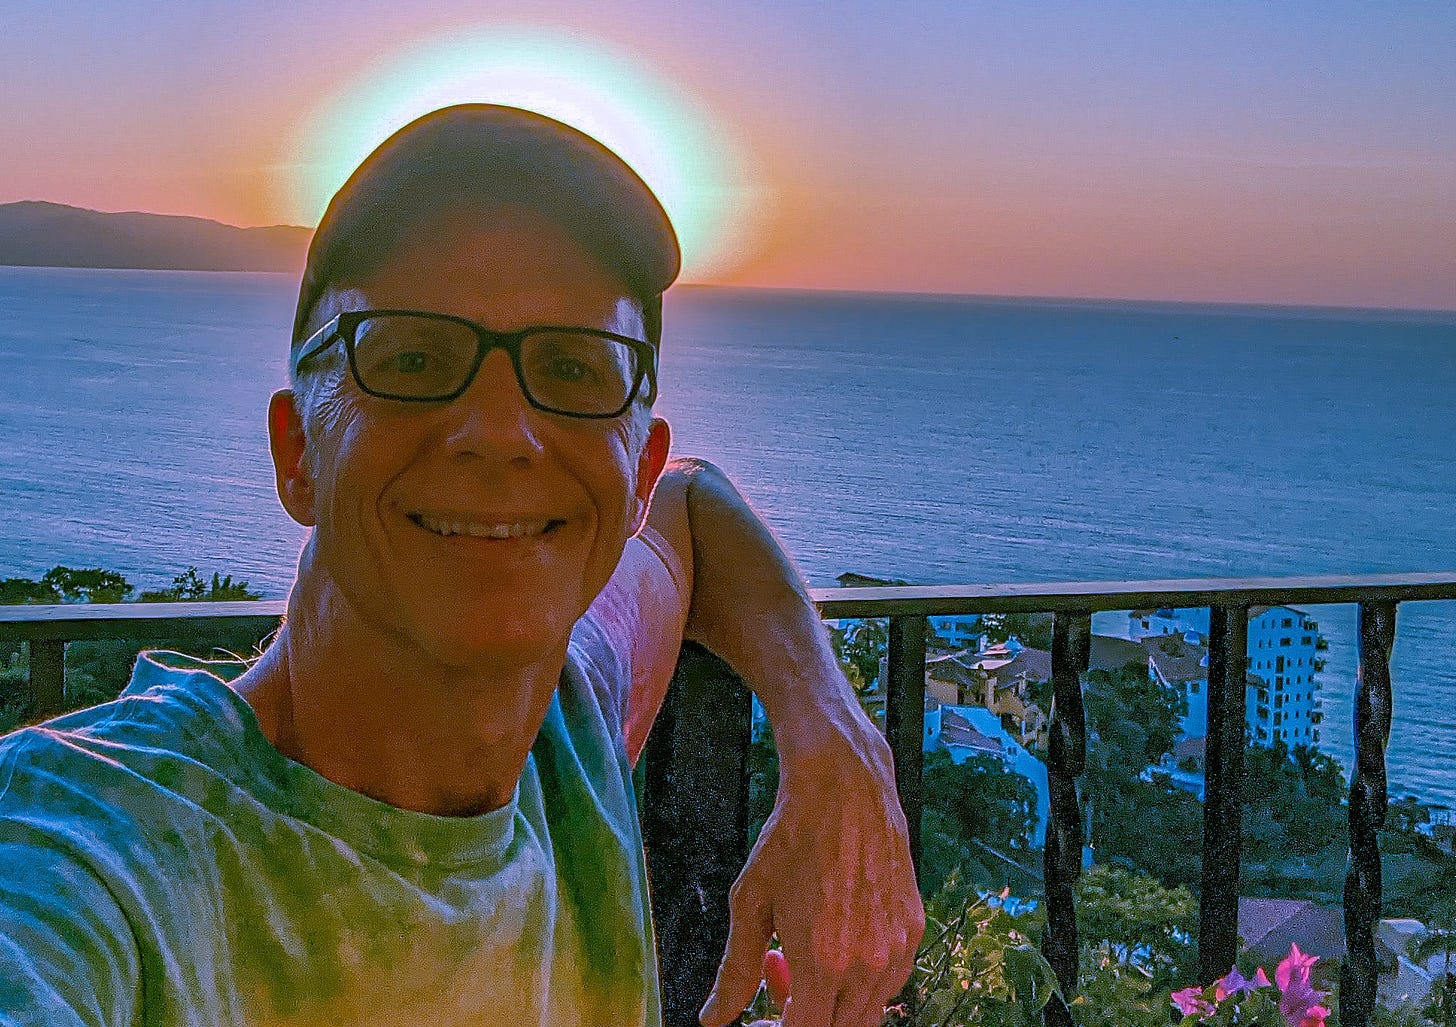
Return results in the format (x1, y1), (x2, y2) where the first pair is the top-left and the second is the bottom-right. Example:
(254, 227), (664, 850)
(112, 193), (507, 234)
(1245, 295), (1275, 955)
(0, 106), (921, 1027)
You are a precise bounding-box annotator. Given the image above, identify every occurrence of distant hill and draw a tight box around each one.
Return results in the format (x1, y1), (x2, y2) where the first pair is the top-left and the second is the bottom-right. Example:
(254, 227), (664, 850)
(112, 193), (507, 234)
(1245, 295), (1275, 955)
(0, 201), (310, 273)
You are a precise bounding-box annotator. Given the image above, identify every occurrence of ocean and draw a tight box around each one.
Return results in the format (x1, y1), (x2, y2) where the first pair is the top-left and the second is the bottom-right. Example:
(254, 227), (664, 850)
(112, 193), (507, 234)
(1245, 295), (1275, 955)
(2, 266), (1454, 808)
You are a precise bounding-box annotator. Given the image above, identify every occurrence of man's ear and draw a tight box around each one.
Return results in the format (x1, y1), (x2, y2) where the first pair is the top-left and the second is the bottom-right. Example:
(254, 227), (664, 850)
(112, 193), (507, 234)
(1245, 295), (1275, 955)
(630, 417), (672, 535)
(268, 390), (317, 527)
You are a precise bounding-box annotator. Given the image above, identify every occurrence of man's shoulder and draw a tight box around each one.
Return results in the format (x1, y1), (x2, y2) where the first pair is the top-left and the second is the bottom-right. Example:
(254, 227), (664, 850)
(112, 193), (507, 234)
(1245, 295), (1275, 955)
(0, 650), (253, 813)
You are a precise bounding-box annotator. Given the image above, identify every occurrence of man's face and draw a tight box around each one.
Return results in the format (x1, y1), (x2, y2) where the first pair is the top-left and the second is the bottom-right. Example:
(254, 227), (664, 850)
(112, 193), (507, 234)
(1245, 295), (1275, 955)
(273, 205), (668, 671)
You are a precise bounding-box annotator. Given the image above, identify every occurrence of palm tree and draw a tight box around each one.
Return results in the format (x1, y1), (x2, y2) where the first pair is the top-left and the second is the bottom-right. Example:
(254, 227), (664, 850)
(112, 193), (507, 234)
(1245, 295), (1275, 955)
(1412, 902), (1456, 1027)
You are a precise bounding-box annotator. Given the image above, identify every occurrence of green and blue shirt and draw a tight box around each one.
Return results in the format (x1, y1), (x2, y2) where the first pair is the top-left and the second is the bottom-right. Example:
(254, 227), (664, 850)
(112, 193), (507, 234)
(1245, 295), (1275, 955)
(0, 616), (659, 1026)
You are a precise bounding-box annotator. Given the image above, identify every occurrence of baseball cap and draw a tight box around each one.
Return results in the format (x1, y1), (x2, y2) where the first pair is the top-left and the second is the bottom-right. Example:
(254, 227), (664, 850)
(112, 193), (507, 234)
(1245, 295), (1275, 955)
(292, 104), (681, 347)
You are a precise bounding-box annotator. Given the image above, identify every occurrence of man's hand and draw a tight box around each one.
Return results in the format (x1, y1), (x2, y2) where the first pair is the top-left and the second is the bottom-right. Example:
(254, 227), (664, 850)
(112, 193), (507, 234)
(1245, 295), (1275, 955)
(699, 709), (923, 1027)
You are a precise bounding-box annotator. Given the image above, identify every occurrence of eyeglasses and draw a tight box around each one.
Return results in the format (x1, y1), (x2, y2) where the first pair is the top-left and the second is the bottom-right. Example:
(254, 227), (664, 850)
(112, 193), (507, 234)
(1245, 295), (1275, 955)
(293, 309), (657, 418)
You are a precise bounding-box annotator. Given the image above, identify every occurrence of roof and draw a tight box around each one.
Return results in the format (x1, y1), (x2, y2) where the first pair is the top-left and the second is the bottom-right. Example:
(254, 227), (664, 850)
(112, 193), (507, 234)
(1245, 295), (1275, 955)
(1174, 736), (1206, 762)
(998, 648), (1052, 683)
(939, 709), (1003, 753)
(1248, 604), (1309, 619)
(926, 653), (982, 688)
(835, 572), (909, 587)
(1090, 635), (1146, 672)
(1143, 634), (1209, 686)
(1238, 897), (1345, 965)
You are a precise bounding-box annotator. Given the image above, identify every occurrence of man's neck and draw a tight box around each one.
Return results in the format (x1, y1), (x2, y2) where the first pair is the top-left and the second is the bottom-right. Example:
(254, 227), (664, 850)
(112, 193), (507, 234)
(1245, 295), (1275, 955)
(234, 576), (566, 818)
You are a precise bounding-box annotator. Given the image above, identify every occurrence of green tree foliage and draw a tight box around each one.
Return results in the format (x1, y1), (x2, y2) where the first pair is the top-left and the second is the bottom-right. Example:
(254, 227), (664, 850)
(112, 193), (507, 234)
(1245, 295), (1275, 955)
(885, 873), (1057, 1027)
(919, 749), (1040, 896)
(1085, 662), (1186, 768)
(837, 618), (888, 691)
(1080, 661), (1203, 888)
(41, 566), (134, 603)
(980, 614), (1053, 652)
(1412, 900), (1456, 1027)
(1389, 795), (1433, 835)
(1074, 864), (1198, 990)
(923, 749), (1039, 854)
(1070, 949), (1168, 1027)
(138, 567), (262, 602)
(0, 577), (61, 604)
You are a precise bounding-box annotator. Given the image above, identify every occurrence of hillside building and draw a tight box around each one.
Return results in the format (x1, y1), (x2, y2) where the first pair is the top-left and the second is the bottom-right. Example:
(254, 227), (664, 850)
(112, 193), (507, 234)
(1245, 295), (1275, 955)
(1132, 605), (1324, 748)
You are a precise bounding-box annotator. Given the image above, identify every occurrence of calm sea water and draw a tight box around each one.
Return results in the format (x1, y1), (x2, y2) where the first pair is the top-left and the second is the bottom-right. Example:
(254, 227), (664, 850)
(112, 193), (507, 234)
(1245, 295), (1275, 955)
(2, 267), (1454, 807)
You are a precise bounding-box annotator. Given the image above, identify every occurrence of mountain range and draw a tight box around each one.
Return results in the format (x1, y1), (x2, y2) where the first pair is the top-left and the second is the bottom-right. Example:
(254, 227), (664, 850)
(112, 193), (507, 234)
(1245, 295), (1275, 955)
(0, 201), (310, 273)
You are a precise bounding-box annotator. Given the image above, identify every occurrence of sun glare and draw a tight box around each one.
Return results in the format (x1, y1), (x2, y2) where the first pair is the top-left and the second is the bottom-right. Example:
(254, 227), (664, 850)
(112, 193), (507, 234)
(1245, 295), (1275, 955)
(282, 27), (756, 281)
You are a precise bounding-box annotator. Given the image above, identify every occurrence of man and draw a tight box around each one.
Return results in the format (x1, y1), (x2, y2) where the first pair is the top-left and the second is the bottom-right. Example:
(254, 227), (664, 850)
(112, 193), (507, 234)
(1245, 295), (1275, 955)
(0, 105), (921, 1026)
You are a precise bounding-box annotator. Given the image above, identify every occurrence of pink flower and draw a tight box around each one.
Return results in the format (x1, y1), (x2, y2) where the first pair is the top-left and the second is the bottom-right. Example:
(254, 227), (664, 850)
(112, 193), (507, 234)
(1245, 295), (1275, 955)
(1299, 1005), (1331, 1027)
(1274, 944), (1328, 1027)
(1275, 943), (1319, 991)
(1172, 986), (1215, 1018)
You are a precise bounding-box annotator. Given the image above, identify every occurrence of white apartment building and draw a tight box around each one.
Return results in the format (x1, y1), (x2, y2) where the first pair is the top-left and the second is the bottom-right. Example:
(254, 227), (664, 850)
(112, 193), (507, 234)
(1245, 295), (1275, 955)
(1135, 605), (1324, 749)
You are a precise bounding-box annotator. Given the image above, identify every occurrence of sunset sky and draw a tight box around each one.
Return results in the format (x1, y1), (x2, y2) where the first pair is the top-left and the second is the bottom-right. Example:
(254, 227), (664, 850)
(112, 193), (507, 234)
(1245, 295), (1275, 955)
(4, 1), (1453, 309)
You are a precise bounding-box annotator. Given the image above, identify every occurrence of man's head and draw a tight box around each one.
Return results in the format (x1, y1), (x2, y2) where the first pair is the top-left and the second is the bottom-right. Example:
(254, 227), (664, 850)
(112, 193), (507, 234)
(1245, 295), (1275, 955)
(270, 105), (679, 670)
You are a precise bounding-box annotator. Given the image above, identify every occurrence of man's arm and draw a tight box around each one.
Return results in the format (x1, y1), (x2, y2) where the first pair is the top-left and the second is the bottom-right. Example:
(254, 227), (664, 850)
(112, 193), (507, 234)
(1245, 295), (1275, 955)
(0, 840), (140, 1026)
(592, 456), (923, 1027)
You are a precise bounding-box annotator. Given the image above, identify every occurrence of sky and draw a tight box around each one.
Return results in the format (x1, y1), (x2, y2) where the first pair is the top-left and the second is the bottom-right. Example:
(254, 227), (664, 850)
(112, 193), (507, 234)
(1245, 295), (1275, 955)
(3, 1), (1454, 309)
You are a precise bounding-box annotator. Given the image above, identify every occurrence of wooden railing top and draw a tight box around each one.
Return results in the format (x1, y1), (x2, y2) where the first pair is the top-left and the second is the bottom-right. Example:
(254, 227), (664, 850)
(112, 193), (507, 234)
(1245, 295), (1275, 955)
(810, 572), (1456, 617)
(0, 601), (285, 642)
(3, 573), (1456, 642)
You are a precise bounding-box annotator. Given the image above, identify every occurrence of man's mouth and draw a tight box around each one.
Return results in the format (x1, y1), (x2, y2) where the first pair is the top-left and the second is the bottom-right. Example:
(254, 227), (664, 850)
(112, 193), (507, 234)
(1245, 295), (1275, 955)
(407, 512), (564, 540)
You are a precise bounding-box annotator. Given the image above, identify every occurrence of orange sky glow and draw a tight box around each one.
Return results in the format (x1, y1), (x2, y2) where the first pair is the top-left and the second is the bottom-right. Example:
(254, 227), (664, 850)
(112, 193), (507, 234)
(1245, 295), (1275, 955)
(4, 2), (1453, 309)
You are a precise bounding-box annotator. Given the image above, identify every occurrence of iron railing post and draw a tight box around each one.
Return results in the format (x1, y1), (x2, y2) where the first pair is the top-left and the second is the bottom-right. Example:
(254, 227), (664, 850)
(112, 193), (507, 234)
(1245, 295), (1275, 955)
(1043, 611), (1090, 1027)
(641, 643), (754, 1027)
(885, 615), (928, 881)
(1341, 601), (1396, 1027)
(1200, 604), (1249, 982)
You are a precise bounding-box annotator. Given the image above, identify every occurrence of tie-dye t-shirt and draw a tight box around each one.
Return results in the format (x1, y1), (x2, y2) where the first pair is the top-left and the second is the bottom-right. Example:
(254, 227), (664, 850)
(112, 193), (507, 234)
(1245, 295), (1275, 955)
(0, 617), (660, 1026)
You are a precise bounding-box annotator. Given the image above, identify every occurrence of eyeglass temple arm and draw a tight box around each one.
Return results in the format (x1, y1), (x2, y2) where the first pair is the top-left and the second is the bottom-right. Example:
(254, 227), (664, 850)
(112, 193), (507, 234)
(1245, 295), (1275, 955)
(293, 314), (344, 372)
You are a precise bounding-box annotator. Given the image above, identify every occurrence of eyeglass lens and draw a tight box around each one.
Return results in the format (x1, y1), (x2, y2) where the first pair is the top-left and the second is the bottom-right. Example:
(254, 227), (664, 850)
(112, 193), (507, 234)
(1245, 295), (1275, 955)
(351, 314), (640, 414)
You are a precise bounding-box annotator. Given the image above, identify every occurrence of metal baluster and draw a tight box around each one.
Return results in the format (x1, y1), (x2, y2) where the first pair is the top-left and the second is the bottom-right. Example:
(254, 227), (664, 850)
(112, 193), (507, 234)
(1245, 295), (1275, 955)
(29, 639), (66, 719)
(1341, 601), (1396, 1027)
(1200, 604), (1249, 982)
(885, 615), (928, 880)
(1043, 612), (1090, 1027)
(641, 643), (753, 1027)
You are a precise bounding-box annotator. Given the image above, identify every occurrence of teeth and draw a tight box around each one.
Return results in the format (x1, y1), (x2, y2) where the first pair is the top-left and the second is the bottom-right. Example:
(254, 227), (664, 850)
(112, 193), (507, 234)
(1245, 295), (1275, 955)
(413, 514), (552, 539)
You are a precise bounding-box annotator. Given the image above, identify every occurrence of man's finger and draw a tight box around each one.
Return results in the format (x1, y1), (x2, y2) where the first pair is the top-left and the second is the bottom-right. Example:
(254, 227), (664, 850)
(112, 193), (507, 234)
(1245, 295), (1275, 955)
(698, 896), (773, 1026)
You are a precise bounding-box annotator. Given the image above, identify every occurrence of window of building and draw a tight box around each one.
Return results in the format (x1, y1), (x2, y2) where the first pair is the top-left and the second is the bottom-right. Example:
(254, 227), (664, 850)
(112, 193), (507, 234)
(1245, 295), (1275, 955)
(1280, 638), (1291, 646)
(1282, 618), (1293, 628)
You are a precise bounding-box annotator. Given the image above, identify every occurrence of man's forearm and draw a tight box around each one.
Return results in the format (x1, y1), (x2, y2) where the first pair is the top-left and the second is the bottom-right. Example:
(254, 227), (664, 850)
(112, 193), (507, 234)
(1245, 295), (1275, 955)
(649, 457), (872, 767)
(650, 460), (923, 1026)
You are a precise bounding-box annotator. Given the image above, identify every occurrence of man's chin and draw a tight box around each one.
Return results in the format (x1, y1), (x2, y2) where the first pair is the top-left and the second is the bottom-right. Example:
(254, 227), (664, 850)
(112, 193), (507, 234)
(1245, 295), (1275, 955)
(402, 613), (574, 674)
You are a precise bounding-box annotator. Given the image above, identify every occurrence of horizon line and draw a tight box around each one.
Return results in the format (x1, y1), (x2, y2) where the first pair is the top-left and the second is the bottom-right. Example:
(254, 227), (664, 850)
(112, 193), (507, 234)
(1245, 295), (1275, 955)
(4, 199), (1453, 317)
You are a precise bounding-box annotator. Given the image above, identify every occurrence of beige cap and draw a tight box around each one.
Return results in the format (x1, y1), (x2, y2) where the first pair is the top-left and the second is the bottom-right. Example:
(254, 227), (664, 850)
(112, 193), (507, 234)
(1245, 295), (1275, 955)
(292, 104), (681, 346)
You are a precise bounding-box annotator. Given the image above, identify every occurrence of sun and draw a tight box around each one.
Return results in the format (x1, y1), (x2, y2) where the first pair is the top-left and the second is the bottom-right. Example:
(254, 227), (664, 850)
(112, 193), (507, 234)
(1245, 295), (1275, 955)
(281, 27), (756, 282)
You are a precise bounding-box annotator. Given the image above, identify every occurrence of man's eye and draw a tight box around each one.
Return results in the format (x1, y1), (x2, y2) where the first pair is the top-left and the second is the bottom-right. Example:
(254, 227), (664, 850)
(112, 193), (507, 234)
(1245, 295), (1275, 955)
(547, 356), (594, 382)
(394, 350), (430, 374)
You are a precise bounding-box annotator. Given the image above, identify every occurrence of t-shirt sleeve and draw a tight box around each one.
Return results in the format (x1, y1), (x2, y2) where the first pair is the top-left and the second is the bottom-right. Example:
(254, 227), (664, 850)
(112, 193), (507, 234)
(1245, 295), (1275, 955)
(568, 609), (635, 741)
(0, 751), (143, 1027)
(0, 839), (140, 1026)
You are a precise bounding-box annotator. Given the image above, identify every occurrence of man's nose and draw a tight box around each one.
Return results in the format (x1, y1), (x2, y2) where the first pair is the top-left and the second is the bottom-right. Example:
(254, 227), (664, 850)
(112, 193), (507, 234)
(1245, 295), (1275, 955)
(441, 348), (545, 462)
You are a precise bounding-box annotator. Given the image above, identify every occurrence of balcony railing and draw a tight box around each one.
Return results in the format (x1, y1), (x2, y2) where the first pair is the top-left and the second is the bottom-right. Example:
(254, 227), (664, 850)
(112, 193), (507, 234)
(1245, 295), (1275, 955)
(4, 571), (1456, 1027)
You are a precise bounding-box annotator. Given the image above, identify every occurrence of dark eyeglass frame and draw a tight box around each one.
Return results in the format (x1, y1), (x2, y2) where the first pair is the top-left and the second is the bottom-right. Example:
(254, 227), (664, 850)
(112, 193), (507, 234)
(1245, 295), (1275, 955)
(293, 309), (658, 419)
